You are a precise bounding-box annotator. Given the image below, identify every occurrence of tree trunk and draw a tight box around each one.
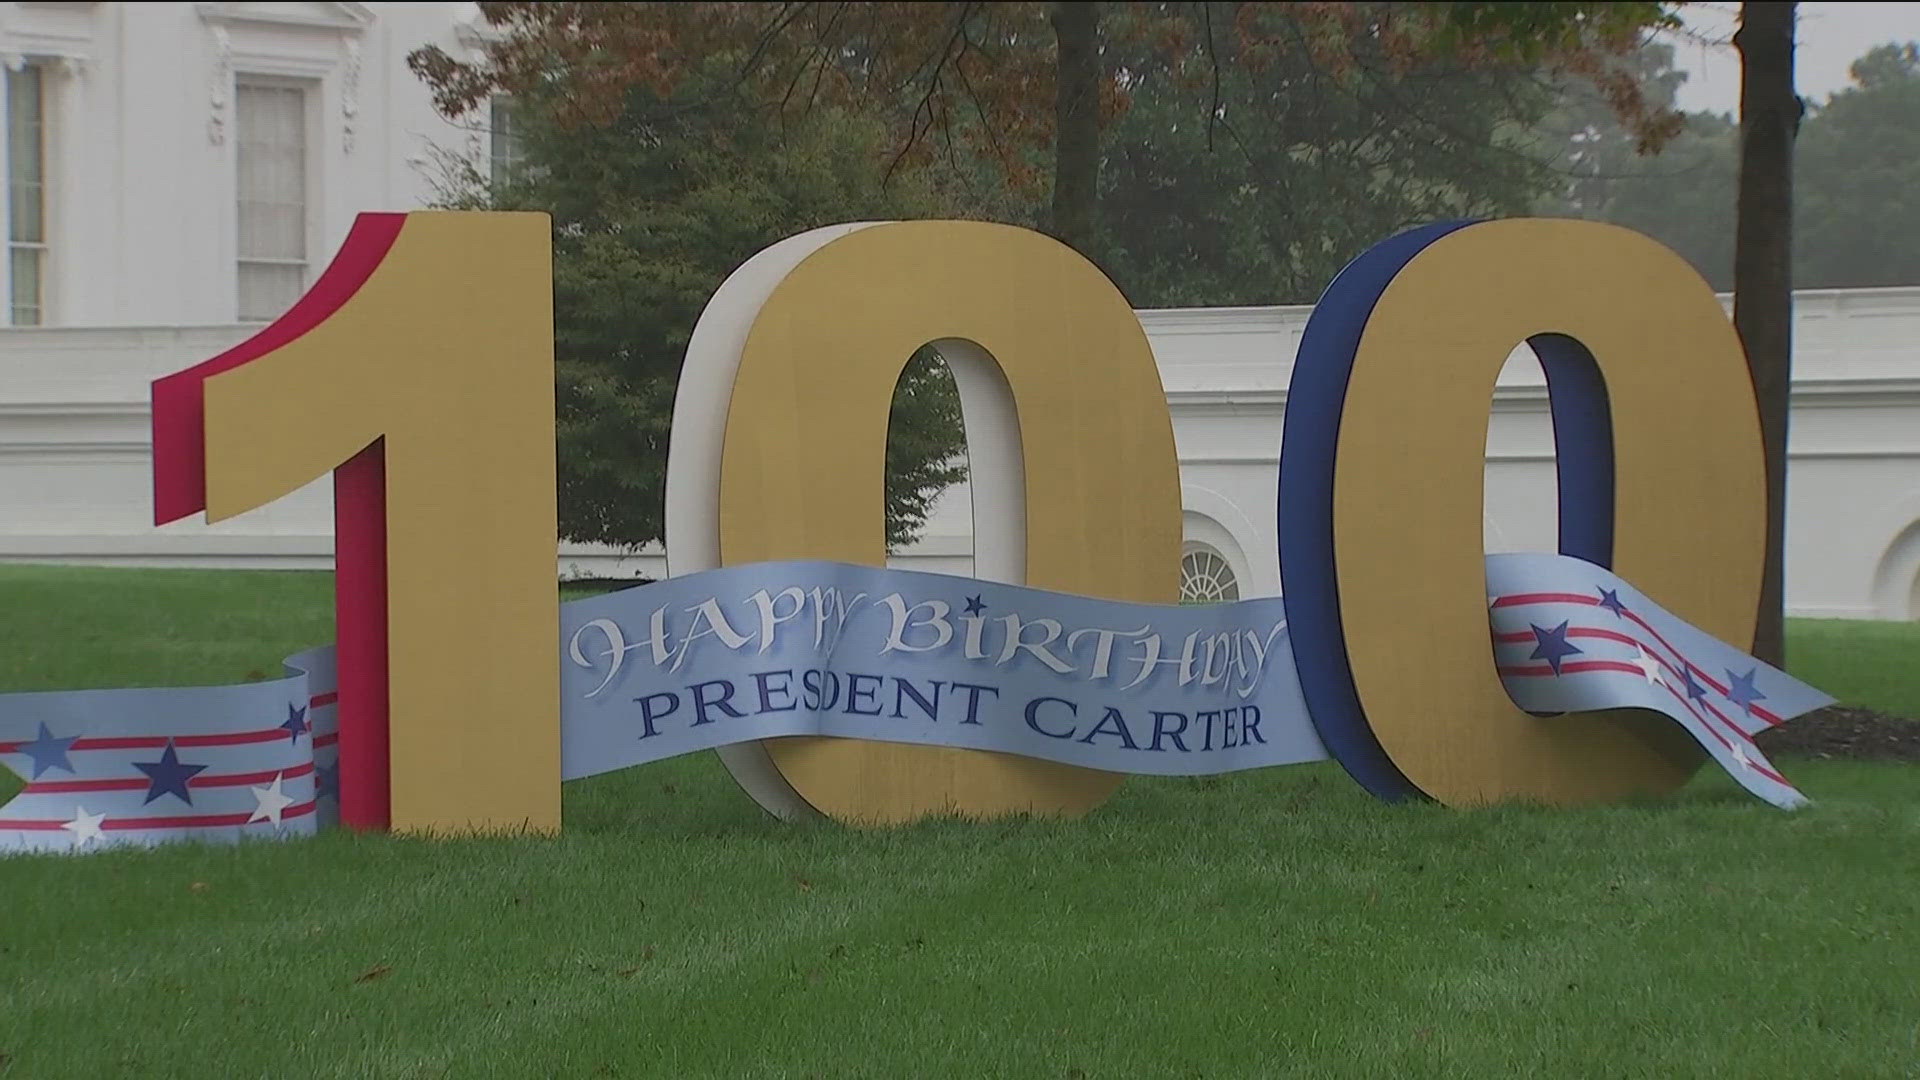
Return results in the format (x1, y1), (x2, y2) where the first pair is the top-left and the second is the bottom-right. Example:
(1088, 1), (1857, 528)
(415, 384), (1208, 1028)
(1734, 2), (1800, 666)
(1049, 0), (1101, 254)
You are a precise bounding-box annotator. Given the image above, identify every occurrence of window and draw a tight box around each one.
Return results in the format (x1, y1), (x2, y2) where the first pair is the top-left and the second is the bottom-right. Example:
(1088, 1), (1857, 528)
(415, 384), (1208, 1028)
(7, 63), (46, 326)
(489, 95), (522, 189)
(1179, 544), (1241, 604)
(236, 81), (309, 322)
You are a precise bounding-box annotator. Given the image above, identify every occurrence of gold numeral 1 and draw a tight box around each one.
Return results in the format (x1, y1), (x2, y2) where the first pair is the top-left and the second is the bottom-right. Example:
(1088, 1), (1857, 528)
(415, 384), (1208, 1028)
(162, 212), (560, 835)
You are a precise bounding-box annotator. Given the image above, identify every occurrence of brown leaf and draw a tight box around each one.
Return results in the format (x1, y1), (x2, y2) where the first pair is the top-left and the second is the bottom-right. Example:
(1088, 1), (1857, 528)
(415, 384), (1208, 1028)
(794, 877), (813, 893)
(188, 881), (209, 894)
(353, 964), (392, 984)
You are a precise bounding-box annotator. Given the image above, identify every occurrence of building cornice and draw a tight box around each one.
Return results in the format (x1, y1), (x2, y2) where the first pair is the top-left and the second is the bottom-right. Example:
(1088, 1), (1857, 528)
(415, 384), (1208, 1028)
(194, 2), (372, 33)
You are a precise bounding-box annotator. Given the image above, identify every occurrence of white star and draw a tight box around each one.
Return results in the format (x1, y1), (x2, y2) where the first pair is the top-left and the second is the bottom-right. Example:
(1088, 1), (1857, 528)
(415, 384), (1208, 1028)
(1729, 743), (1755, 772)
(248, 773), (295, 829)
(61, 805), (106, 849)
(1632, 646), (1665, 687)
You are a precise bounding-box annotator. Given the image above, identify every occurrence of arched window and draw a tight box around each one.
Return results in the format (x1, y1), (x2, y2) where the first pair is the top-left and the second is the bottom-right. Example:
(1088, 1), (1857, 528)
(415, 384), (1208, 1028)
(1180, 543), (1240, 604)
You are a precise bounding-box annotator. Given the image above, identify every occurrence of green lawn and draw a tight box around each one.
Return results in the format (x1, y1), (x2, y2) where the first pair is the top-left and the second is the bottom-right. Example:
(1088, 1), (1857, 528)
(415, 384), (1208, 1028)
(1, 565), (1917, 1078)
(1781, 617), (1920, 719)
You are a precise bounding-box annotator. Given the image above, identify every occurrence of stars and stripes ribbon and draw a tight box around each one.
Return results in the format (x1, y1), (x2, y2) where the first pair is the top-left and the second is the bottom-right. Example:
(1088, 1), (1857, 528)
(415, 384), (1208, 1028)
(1486, 553), (1831, 810)
(0, 646), (338, 854)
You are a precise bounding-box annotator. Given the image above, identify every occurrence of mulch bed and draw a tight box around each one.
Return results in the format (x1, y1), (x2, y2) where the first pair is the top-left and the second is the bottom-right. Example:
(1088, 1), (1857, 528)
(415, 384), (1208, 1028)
(1754, 706), (1920, 762)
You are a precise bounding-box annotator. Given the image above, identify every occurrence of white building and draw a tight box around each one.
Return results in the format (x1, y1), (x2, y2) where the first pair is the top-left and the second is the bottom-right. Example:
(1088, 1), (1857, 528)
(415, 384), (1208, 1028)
(2, 1), (1917, 621)
(0, 1), (485, 326)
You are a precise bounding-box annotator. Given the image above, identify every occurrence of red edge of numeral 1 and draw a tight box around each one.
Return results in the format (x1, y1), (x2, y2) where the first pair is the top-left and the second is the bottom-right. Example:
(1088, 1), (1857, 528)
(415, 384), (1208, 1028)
(150, 211), (407, 832)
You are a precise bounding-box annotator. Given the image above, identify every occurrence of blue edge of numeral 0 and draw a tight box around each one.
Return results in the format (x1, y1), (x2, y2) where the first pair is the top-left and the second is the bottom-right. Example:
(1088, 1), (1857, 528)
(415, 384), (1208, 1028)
(1277, 220), (1619, 802)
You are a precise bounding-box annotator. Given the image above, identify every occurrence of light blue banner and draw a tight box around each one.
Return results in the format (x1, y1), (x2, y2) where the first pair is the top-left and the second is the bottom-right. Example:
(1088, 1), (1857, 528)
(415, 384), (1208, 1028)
(0, 554), (1835, 853)
(559, 562), (1321, 779)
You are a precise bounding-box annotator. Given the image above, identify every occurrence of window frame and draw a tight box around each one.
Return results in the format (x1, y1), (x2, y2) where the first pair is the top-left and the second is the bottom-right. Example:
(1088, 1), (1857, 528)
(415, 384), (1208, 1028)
(1179, 541), (1243, 605)
(3, 60), (50, 327)
(488, 94), (523, 190)
(232, 72), (320, 323)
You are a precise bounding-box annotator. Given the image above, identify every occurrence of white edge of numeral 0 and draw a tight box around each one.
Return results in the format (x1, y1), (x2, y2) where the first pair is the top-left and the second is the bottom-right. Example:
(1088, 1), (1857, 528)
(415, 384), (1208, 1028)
(665, 224), (1031, 821)
(665, 224), (878, 820)
(932, 337), (1026, 587)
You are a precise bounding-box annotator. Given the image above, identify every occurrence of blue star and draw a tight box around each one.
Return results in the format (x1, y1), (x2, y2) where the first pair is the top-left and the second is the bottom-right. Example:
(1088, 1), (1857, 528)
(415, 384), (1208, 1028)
(1529, 621), (1583, 675)
(315, 763), (339, 801)
(1679, 665), (1708, 702)
(133, 741), (207, 805)
(963, 595), (986, 617)
(1596, 588), (1627, 618)
(16, 722), (80, 779)
(1725, 668), (1768, 715)
(280, 703), (309, 743)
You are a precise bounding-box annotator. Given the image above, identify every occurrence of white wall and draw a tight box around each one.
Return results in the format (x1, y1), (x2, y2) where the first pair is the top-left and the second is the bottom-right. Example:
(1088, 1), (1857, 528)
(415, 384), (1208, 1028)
(4, 290), (1920, 620)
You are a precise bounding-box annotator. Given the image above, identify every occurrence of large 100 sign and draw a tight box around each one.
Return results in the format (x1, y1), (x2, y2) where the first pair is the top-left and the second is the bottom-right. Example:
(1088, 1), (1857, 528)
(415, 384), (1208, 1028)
(0, 215), (1832, 853)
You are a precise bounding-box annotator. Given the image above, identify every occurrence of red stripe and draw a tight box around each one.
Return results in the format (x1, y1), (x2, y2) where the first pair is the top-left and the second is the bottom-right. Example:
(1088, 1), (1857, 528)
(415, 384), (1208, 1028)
(0, 727), (298, 754)
(23, 761), (313, 795)
(1621, 609), (1785, 727)
(1493, 626), (1642, 647)
(311, 692), (339, 708)
(1656, 680), (1792, 785)
(1497, 648), (1793, 787)
(112, 801), (318, 831)
(313, 733), (339, 749)
(1663, 679), (1736, 752)
(1498, 660), (1645, 678)
(1492, 592), (1600, 608)
(0, 800), (317, 832)
(1664, 683), (1791, 786)
(1495, 626), (1679, 679)
(1494, 595), (1786, 727)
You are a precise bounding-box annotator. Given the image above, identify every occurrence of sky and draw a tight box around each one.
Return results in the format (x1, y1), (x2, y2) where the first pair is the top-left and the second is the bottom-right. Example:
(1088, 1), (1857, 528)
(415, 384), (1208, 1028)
(1665, 2), (1920, 114)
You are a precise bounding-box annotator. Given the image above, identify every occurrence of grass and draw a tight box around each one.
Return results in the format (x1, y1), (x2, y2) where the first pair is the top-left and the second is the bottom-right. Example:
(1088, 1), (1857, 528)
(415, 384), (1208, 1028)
(1782, 617), (1920, 718)
(1, 564), (1917, 1078)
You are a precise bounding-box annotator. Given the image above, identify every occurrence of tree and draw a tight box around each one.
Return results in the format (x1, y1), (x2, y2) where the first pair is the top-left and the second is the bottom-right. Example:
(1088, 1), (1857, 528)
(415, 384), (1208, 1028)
(1533, 42), (1740, 287)
(1794, 43), (1920, 288)
(1734, 1), (1799, 666)
(1050, 1), (1103, 253)
(1539, 39), (1920, 292)
(422, 67), (986, 553)
(412, 3), (1685, 263)
(1097, 6), (1573, 305)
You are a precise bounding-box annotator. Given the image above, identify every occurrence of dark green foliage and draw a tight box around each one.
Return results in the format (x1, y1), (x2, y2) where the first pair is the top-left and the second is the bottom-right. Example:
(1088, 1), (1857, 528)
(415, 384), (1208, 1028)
(1541, 40), (1920, 291)
(1795, 43), (1920, 288)
(434, 74), (978, 552)
(1096, 7), (1563, 306)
